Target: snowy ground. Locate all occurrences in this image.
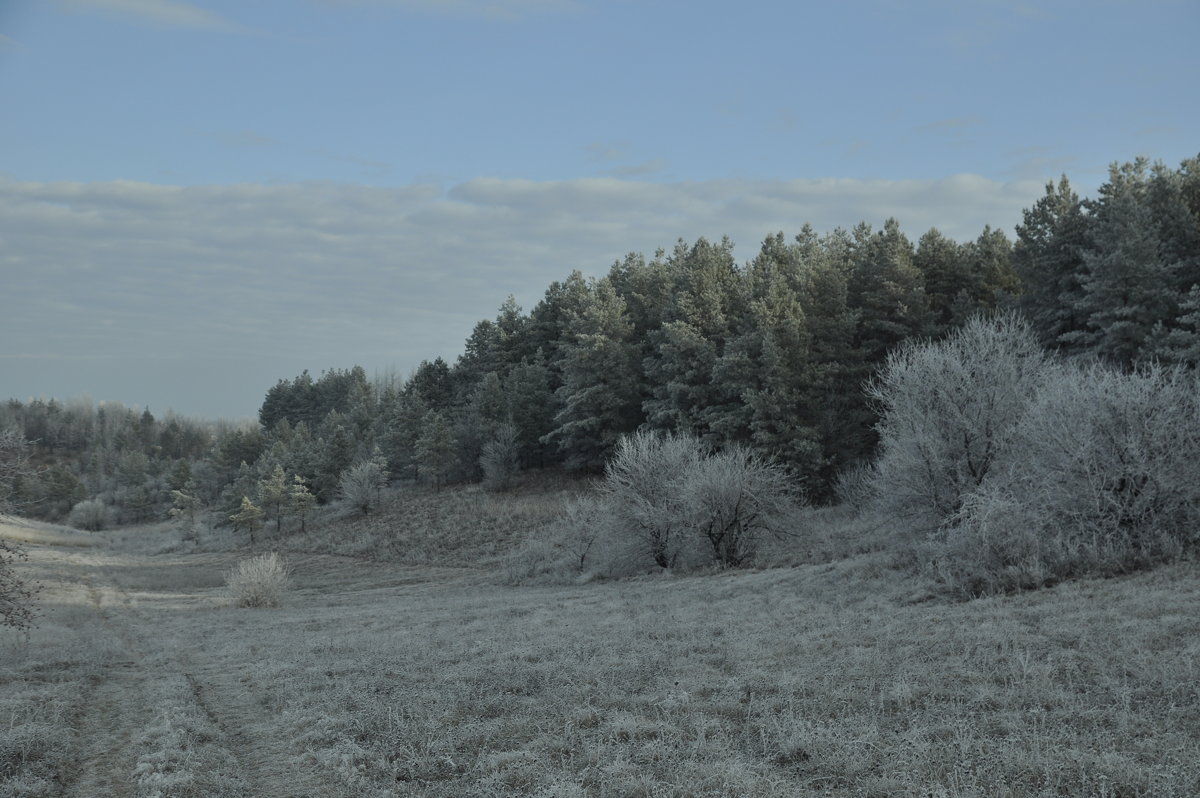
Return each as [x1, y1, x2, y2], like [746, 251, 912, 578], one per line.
[2, 515, 1199, 797]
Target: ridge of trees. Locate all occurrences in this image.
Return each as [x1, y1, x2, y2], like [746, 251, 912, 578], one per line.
[1, 152, 1196, 533]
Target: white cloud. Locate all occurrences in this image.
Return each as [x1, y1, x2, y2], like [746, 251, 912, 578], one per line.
[0, 173, 1043, 417]
[60, 0, 246, 32]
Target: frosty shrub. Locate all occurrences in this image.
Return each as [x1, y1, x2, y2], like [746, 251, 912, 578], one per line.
[338, 460, 387, 515]
[597, 430, 799, 571]
[832, 460, 879, 512]
[501, 496, 609, 584]
[867, 313, 1049, 531]
[480, 423, 521, 492]
[681, 446, 796, 567]
[600, 430, 705, 569]
[67, 498, 112, 531]
[225, 552, 291, 608]
[934, 362, 1200, 595]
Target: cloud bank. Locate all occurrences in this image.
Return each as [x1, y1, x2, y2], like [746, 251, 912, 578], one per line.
[0, 173, 1043, 418]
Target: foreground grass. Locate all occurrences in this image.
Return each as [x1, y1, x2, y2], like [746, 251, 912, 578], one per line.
[181, 554, 1199, 797]
[3, 508, 1198, 797]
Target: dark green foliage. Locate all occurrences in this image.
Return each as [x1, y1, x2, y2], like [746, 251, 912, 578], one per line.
[258, 366, 370, 430]
[506, 356, 557, 468]
[416, 410, 456, 489]
[1013, 176, 1091, 351]
[1015, 155, 1200, 367]
[848, 218, 931, 363]
[543, 278, 644, 471]
[1068, 159, 1177, 367]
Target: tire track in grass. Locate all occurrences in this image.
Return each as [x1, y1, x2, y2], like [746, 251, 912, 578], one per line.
[64, 574, 162, 798]
[57, 544, 329, 797]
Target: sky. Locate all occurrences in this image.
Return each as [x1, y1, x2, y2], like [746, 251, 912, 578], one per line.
[1, 0, 1197, 420]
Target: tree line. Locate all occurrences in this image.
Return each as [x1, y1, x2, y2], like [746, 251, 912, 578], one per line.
[2, 153, 1197, 533]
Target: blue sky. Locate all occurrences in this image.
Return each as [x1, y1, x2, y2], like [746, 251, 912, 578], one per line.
[1, 0, 1197, 419]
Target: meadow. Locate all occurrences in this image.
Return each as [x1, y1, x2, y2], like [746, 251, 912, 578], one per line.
[1, 491, 1198, 798]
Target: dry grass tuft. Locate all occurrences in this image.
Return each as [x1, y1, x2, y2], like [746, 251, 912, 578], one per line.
[225, 552, 291, 608]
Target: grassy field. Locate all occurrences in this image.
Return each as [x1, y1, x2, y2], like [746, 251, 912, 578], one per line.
[1, 494, 1198, 797]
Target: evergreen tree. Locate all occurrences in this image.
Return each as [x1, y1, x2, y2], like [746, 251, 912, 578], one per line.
[380, 392, 427, 480]
[494, 294, 531, 368]
[258, 464, 291, 533]
[545, 278, 644, 470]
[526, 270, 593, 385]
[229, 496, 264, 543]
[407, 358, 454, 410]
[1071, 159, 1177, 367]
[1013, 176, 1090, 350]
[416, 410, 456, 490]
[455, 319, 502, 394]
[642, 321, 720, 437]
[1150, 284, 1200, 366]
[797, 235, 866, 498]
[914, 227, 967, 335]
[169, 482, 201, 530]
[312, 420, 355, 502]
[506, 355, 557, 467]
[848, 218, 930, 363]
[289, 475, 316, 534]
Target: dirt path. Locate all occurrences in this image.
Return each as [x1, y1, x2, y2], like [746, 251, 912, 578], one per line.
[64, 573, 161, 798]
[6, 523, 383, 798]
[0, 516, 485, 797]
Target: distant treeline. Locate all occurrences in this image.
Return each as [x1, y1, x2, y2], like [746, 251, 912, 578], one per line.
[2, 154, 1197, 527]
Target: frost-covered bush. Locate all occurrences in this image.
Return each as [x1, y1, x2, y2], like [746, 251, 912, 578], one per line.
[501, 496, 610, 585]
[867, 312, 1050, 531]
[934, 362, 1200, 595]
[600, 430, 706, 569]
[338, 460, 387, 515]
[67, 498, 112, 531]
[480, 423, 521, 492]
[832, 460, 879, 513]
[590, 430, 798, 572]
[225, 552, 291, 608]
[681, 446, 795, 567]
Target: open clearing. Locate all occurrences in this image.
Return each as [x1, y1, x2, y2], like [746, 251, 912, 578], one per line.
[2, 516, 1199, 797]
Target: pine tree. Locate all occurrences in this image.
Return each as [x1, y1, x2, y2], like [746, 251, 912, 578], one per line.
[257, 464, 290, 533]
[169, 481, 201, 528]
[229, 496, 264, 543]
[642, 321, 720, 437]
[1071, 159, 1176, 368]
[416, 410, 456, 490]
[544, 278, 643, 470]
[289, 475, 316, 534]
[1013, 176, 1090, 350]
[914, 227, 968, 335]
[848, 218, 930, 363]
[506, 355, 556, 468]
